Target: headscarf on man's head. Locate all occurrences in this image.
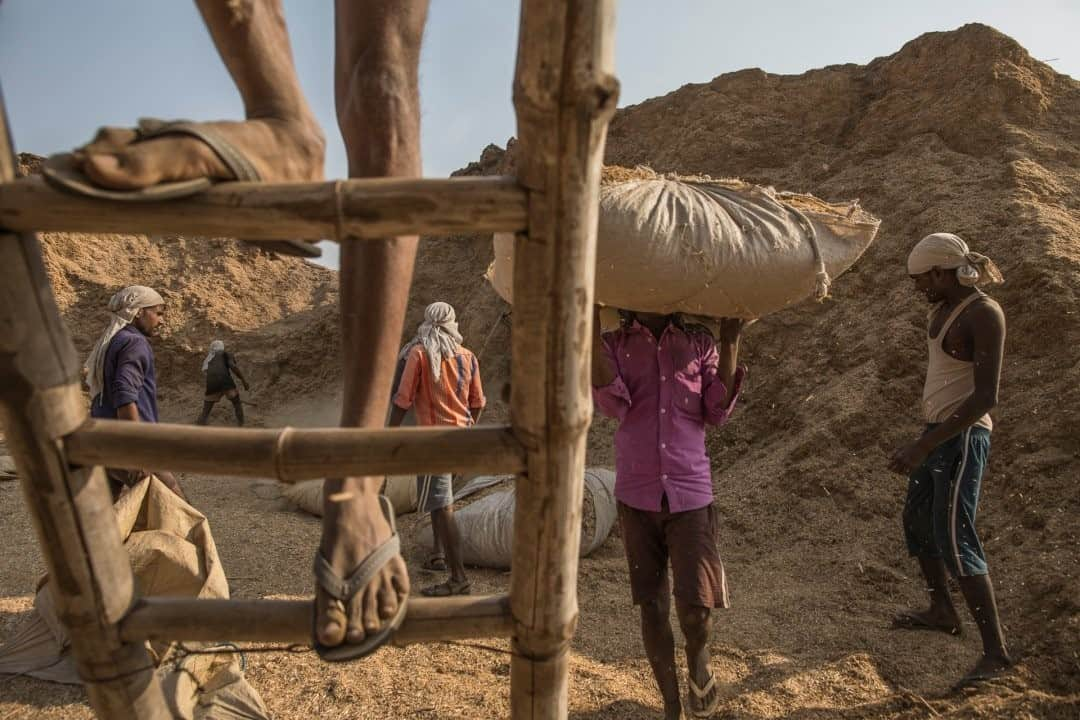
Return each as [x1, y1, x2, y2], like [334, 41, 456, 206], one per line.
[202, 340, 226, 372]
[84, 285, 165, 403]
[398, 301, 463, 381]
[907, 233, 1004, 287]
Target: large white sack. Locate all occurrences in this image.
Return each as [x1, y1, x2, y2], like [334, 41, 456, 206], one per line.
[422, 468, 617, 570]
[281, 475, 418, 518]
[488, 175, 879, 319]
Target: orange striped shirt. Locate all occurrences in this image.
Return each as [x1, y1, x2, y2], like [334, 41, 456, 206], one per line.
[393, 345, 486, 427]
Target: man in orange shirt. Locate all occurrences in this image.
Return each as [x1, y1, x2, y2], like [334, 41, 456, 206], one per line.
[390, 302, 485, 596]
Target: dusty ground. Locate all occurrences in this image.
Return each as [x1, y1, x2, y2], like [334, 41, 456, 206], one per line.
[4, 466, 1075, 719]
[2, 22, 1080, 720]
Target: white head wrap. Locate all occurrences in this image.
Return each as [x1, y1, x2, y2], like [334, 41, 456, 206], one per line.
[202, 340, 226, 372]
[907, 233, 1003, 287]
[398, 301, 463, 381]
[84, 285, 165, 403]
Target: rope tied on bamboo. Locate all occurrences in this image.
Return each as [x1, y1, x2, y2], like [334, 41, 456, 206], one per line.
[274, 426, 294, 483]
[333, 179, 346, 243]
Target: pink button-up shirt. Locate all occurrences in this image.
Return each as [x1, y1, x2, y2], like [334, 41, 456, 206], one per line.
[593, 320, 745, 513]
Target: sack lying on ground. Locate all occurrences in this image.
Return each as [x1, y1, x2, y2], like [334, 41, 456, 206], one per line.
[488, 167, 880, 319]
[0, 476, 269, 720]
[282, 475, 418, 517]
[420, 468, 617, 570]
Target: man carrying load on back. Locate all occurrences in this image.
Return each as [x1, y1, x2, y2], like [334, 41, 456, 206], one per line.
[389, 301, 485, 597]
[196, 339, 251, 426]
[592, 307, 746, 720]
[889, 232, 1013, 687]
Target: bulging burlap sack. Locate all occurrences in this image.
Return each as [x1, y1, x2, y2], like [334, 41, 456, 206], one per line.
[489, 172, 879, 319]
[0, 477, 269, 719]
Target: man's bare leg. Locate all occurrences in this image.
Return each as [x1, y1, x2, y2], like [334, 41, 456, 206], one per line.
[894, 555, 963, 635]
[957, 574, 1012, 683]
[640, 598, 682, 720]
[423, 506, 468, 592]
[74, 0, 324, 189]
[677, 601, 718, 716]
[314, 0, 427, 648]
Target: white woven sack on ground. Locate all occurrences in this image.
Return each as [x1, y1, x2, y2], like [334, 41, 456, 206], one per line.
[424, 468, 617, 569]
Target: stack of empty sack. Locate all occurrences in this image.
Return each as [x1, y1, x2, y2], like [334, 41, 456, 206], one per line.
[488, 166, 881, 319]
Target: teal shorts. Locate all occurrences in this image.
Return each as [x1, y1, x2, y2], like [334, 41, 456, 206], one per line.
[903, 425, 991, 577]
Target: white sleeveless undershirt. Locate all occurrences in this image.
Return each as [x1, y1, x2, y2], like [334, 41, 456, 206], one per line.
[923, 292, 993, 431]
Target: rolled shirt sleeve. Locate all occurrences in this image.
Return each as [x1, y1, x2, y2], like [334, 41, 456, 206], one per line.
[111, 344, 149, 409]
[703, 365, 746, 426]
[592, 332, 632, 421]
[698, 335, 746, 426]
[468, 354, 486, 409]
[393, 347, 422, 410]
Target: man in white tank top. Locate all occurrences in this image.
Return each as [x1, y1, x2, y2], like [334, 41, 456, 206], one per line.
[888, 233, 1013, 687]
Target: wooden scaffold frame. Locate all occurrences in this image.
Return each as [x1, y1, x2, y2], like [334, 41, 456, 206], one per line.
[0, 2, 618, 718]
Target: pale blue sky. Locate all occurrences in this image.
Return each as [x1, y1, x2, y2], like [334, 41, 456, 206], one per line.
[3, 1, 1078, 268]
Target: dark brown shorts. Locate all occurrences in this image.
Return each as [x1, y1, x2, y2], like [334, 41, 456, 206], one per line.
[617, 500, 729, 609]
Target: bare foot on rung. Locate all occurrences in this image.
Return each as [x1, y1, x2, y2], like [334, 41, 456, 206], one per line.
[72, 116, 325, 190]
[314, 478, 410, 660]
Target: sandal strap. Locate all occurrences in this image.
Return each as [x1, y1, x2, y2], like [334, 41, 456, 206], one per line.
[689, 672, 716, 698]
[313, 495, 399, 602]
[135, 117, 261, 182]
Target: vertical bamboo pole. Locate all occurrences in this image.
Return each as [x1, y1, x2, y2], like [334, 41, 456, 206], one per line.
[0, 86, 168, 719]
[509, 3, 618, 718]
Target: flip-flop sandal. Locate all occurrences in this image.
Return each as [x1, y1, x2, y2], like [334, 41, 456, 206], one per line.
[421, 554, 448, 572]
[686, 672, 720, 718]
[952, 665, 1010, 690]
[42, 118, 320, 259]
[420, 579, 471, 597]
[312, 495, 408, 662]
[891, 611, 962, 636]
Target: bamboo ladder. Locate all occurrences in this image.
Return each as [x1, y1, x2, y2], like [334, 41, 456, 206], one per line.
[0, 2, 617, 719]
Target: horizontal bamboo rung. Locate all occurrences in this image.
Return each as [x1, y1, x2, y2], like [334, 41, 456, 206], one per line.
[119, 594, 512, 646]
[64, 420, 526, 481]
[0, 175, 527, 240]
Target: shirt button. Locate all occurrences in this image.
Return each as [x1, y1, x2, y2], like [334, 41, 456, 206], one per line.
[660, 375, 666, 381]
[661, 443, 667, 449]
[660, 408, 666, 414]
[661, 474, 668, 480]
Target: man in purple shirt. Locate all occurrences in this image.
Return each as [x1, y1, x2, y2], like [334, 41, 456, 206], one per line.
[593, 307, 745, 720]
[85, 285, 185, 500]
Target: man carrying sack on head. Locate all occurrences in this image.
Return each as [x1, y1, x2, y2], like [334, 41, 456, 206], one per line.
[592, 306, 746, 720]
[889, 232, 1013, 688]
[85, 284, 186, 500]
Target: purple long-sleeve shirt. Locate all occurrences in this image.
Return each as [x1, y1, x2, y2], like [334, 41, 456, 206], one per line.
[90, 325, 159, 423]
[593, 320, 745, 513]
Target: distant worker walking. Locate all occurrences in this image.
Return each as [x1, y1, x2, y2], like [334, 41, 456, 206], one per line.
[196, 339, 250, 426]
[85, 284, 186, 500]
[890, 232, 1013, 687]
[389, 302, 485, 597]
